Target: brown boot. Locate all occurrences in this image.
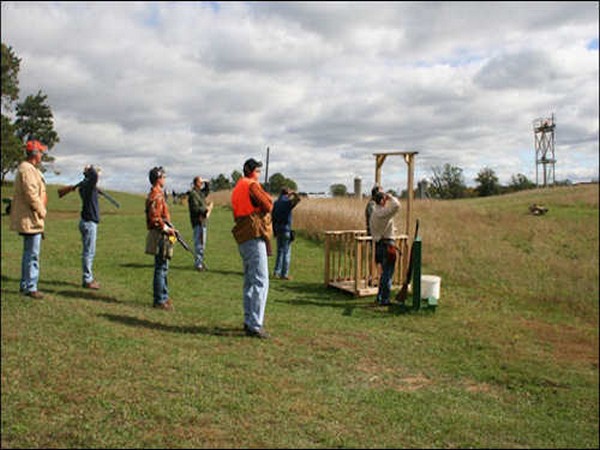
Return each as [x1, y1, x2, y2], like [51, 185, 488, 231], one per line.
[153, 299, 174, 311]
[83, 280, 101, 290]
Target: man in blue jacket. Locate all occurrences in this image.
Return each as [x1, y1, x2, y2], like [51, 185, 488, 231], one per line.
[78, 165, 102, 289]
[272, 187, 301, 280]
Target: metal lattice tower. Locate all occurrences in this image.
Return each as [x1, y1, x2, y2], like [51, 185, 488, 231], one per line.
[533, 114, 556, 187]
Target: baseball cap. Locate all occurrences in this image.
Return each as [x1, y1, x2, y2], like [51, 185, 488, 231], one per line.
[25, 139, 48, 153]
[243, 158, 263, 176]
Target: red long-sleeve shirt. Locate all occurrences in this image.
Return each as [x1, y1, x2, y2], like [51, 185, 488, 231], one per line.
[146, 185, 171, 231]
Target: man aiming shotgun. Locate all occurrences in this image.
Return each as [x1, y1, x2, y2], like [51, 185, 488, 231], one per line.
[58, 170, 120, 209]
[57, 165, 111, 289]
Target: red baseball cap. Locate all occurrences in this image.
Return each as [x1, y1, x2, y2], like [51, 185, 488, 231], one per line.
[25, 139, 48, 153]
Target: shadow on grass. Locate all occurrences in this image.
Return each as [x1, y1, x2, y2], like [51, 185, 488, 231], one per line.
[1, 274, 81, 289]
[55, 289, 121, 304]
[99, 313, 247, 338]
[273, 280, 435, 317]
[201, 268, 244, 277]
[120, 262, 154, 269]
[1, 275, 121, 304]
[273, 281, 368, 316]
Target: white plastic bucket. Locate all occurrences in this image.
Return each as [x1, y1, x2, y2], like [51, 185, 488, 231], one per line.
[421, 275, 441, 305]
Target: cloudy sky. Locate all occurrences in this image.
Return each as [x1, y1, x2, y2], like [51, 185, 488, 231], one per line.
[2, 1, 598, 194]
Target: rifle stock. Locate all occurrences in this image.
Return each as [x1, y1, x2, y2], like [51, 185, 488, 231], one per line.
[58, 182, 120, 208]
[57, 184, 79, 198]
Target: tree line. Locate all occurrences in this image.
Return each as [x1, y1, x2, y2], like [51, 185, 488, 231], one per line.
[2, 42, 60, 185]
[330, 164, 550, 199]
[209, 170, 297, 194]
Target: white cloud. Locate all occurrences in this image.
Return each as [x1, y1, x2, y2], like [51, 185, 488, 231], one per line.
[1, 1, 598, 194]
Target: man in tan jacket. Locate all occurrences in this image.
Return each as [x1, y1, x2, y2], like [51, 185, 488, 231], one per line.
[369, 191, 401, 306]
[10, 139, 48, 299]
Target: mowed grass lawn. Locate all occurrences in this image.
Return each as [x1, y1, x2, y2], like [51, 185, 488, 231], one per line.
[1, 183, 598, 448]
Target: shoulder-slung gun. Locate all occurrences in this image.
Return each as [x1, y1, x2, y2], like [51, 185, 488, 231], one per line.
[58, 182, 120, 208]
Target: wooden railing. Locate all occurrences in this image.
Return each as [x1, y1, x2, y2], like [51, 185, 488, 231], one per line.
[324, 230, 409, 296]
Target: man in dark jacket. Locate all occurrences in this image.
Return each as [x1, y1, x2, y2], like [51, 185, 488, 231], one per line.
[78, 165, 101, 289]
[272, 187, 301, 280]
[188, 176, 212, 271]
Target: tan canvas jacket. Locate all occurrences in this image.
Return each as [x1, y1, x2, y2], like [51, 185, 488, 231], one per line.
[10, 161, 47, 234]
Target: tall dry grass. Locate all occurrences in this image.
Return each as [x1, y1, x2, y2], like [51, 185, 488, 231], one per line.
[293, 184, 599, 320]
[293, 196, 405, 239]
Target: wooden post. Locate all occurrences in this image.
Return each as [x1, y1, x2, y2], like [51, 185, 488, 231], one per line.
[354, 238, 361, 294]
[324, 233, 331, 286]
[403, 153, 415, 238]
[375, 154, 387, 185]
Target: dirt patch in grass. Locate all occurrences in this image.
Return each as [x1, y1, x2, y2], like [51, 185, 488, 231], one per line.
[47, 211, 79, 220]
[354, 357, 432, 392]
[520, 318, 599, 368]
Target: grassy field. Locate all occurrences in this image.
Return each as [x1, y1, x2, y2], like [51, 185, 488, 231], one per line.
[1, 183, 598, 448]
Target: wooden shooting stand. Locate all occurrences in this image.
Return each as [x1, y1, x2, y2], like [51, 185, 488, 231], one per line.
[324, 152, 418, 296]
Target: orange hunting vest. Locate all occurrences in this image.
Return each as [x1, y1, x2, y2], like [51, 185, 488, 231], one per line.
[231, 177, 260, 219]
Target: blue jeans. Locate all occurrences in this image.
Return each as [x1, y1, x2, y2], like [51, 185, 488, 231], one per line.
[238, 238, 269, 332]
[153, 254, 169, 305]
[376, 240, 395, 304]
[79, 220, 97, 284]
[193, 223, 207, 269]
[274, 232, 292, 277]
[20, 233, 42, 293]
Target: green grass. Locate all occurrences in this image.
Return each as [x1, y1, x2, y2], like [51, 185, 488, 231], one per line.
[2, 184, 598, 448]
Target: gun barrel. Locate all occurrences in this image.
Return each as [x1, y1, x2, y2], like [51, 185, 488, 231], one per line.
[176, 233, 192, 252]
[98, 190, 120, 208]
[164, 221, 192, 252]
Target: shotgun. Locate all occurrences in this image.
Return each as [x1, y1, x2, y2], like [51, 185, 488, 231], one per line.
[98, 189, 120, 208]
[58, 181, 120, 208]
[164, 220, 192, 253]
[395, 219, 420, 303]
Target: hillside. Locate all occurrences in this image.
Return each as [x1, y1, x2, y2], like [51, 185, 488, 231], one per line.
[1, 183, 598, 448]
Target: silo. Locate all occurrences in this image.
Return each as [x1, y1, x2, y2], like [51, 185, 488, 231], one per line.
[354, 176, 362, 198]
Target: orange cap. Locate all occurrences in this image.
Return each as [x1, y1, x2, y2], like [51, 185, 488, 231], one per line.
[25, 140, 48, 152]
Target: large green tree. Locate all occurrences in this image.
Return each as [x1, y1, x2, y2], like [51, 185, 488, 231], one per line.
[508, 173, 536, 192]
[330, 183, 347, 197]
[1, 43, 22, 184]
[210, 173, 231, 191]
[475, 167, 501, 197]
[1, 115, 22, 183]
[428, 164, 467, 199]
[231, 170, 242, 186]
[15, 90, 59, 147]
[12, 91, 59, 170]
[267, 172, 297, 194]
[1, 43, 20, 111]
[1, 43, 59, 183]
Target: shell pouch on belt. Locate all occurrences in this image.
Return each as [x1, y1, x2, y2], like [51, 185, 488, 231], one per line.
[146, 229, 174, 259]
[232, 213, 264, 244]
[158, 234, 175, 260]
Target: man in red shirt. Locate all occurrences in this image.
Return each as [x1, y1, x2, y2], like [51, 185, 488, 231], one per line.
[145, 166, 177, 311]
[231, 158, 273, 338]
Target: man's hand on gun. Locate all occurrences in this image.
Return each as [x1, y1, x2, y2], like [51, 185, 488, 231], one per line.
[57, 184, 78, 198]
[164, 221, 192, 253]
